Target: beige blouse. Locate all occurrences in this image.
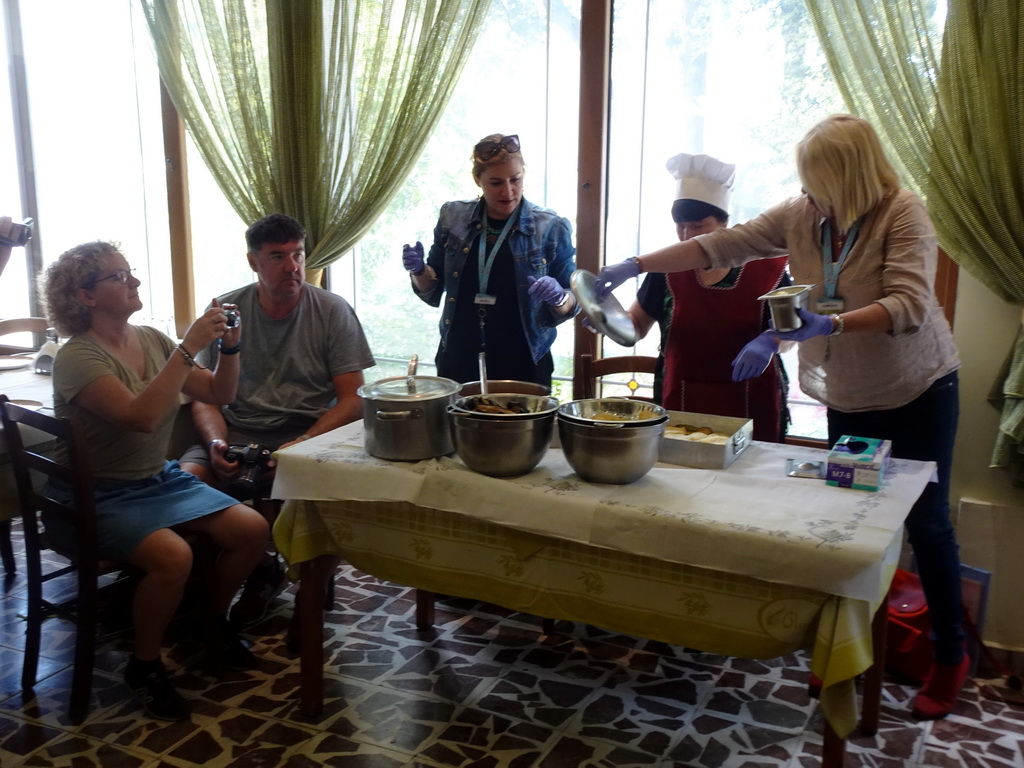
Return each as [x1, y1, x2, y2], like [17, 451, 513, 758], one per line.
[697, 189, 960, 412]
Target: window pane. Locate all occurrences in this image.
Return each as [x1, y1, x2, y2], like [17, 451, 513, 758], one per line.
[606, 0, 845, 434]
[0, 7, 30, 321]
[185, 133, 249, 315]
[16, 0, 172, 334]
[342, 0, 581, 400]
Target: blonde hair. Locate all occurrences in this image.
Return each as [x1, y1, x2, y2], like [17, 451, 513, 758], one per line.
[42, 241, 121, 337]
[471, 133, 525, 183]
[796, 114, 900, 232]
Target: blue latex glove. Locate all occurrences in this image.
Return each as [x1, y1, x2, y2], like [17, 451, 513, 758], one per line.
[527, 275, 568, 306]
[731, 332, 780, 382]
[594, 258, 640, 302]
[402, 241, 425, 274]
[774, 307, 835, 341]
[581, 315, 597, 334]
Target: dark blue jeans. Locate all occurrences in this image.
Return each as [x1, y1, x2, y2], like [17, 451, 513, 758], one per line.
[827, 370, 964, 665]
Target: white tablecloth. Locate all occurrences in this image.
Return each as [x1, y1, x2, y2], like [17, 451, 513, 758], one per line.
[272, 421, 934, 601]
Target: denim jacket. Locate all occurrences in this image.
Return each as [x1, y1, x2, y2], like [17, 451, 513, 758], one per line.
[413, 197, 577, 363]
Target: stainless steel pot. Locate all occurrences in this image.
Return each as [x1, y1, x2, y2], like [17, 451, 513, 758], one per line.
[758, 284, 815, 333]
[357, 357, 461, 461]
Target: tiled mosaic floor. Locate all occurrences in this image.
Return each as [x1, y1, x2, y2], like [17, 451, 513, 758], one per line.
[1, 523, 1023, 767]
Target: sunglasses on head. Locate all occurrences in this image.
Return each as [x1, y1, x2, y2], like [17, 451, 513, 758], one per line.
[474, 134, 520, 162]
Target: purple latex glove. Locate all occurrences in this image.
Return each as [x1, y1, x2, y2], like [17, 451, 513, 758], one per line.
[774, 307, 835, 341]
[594, 258, 640, 302]
[527, 275, 567, 306]
[731, 332, 780, 382]
[402, 241, 425, 274]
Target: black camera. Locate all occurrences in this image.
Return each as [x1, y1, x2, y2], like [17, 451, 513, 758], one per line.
[0, 217, 33, 247]
[224, 442, 273, 500]
[224, 306, 240, 328]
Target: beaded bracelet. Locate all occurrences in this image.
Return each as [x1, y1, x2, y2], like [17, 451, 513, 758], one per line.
[177, 344, 197, 369]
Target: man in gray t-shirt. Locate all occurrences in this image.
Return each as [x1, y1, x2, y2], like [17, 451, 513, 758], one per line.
[180, 213, 374, 628]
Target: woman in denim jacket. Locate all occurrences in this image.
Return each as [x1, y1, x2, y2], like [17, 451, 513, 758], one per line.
[403, 134, 577, 387]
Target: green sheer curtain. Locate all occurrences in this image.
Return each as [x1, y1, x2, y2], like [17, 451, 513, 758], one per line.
[140, 0, 490, 278]
[806, 0, 1024, 481]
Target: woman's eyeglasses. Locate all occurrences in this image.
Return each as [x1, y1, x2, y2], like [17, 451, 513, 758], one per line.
[474, 134, 520, 162]
[85, 268, 134, 288]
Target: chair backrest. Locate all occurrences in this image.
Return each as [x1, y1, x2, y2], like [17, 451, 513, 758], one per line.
[0, 317, 48, 355]
[0, 395, 99, 572]
[577, 353, 659, 400]
[0, 318, 48, 337]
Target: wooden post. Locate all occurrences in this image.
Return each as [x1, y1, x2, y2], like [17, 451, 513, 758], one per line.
[574, 0, 612, 399]
[161, 80, 195, 339]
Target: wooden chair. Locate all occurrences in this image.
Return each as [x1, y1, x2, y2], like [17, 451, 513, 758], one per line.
[576, 353, 659, 400]
[0, 395, 219, 722]
[0, 317, 48, 355]
[1, 394, 114, 723]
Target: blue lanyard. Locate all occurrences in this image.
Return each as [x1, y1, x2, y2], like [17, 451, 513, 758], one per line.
[821, 217, 862, 299]
[478, 208, 518, 296]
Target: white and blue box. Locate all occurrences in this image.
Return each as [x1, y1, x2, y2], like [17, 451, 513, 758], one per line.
[826, 435, 892, 491]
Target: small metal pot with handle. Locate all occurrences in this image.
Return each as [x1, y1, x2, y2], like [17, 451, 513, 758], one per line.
[357, 356, 461, 461]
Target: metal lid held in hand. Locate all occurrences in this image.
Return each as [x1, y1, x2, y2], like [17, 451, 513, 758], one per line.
[570, 269, 639, 347]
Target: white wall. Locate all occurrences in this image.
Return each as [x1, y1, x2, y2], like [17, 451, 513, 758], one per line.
[951, 269, 1024, 650]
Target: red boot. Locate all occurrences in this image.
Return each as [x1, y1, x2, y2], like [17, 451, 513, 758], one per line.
[912, 654, 970, 719]
[808, 672, 822, 699]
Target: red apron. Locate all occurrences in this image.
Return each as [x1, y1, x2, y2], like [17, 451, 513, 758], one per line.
[663, 259, 787, 442]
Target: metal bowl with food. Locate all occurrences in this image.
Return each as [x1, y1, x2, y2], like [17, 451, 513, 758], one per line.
[459, 380, 550, 397]
[452, 393, 560, 420]
[449, 405, 555, 477]
[557, 416, 665, 484]
[570, 269, 638, 347]
[558, 398, 668, 427]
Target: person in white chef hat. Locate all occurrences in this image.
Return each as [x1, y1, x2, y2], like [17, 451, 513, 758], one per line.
[617, 152, 791, 442]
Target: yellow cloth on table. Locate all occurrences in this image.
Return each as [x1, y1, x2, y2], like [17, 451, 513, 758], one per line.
[275, 497, 883, 738]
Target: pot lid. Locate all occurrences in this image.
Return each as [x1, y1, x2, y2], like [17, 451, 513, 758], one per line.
[359, 375, 461, 401]
[571, 269, 638, 347]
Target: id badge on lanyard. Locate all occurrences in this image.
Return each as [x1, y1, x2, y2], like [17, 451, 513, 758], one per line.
[476, 209, 518, 306]
[818, 217, 862, 314]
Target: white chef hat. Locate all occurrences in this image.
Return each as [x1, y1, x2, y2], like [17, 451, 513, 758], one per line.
[665, 153, 736, 216]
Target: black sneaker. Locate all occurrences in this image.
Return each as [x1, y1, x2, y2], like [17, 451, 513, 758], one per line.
[229, 558, 287, 626]
[124, 658, 191, 722]
[221, 621, 257, 671]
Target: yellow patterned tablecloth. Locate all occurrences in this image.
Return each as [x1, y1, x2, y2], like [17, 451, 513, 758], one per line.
[272, 422, 935, 737]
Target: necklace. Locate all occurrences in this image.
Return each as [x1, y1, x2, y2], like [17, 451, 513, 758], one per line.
[485, 223, 504, 243]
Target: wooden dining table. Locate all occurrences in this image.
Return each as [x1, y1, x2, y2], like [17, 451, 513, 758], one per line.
[271, 420, 935, 766]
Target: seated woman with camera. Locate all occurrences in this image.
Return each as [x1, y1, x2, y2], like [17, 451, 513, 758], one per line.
[42, 241, 269, 722]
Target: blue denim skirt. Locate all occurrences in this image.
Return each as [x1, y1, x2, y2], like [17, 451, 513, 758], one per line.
[43, 460, 239, 562]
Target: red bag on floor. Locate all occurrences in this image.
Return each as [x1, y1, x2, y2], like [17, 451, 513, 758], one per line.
[886, 568, 933, 684]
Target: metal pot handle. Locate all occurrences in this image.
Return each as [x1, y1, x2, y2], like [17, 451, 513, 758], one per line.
[406, 354, 418, 394]
[376, 408, 421, 421]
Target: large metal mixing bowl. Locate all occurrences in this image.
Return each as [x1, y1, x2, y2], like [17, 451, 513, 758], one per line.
[452, 393, 560, 419]
[448, 406, 555, 477]
[558, 415, 666, 484]
[558, 398, 667, 426]
[459, 380, 550, 397]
